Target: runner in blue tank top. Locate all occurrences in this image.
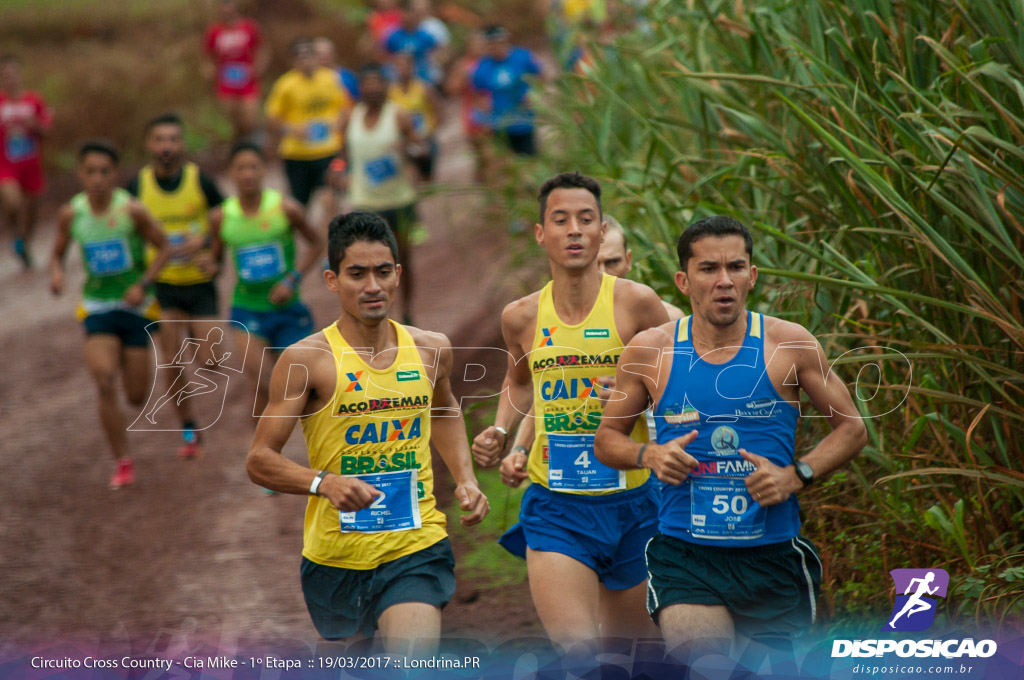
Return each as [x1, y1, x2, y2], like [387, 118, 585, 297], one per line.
[595, 216, 867, 661]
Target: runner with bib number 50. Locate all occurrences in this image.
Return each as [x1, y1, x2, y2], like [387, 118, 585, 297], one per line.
[246, 211, 488, 654]
[594, 215, 867, 662]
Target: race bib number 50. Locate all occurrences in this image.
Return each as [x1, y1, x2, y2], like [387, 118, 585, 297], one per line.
[339, 469, 422, 533]
[690, 477, 766, 539]
[547, 433, 625, 491]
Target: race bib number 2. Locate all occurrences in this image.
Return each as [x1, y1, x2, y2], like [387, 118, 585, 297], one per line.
[339, 469, 422, 533]
[690, 477, 766, 539]
[547, 433, 625, 491]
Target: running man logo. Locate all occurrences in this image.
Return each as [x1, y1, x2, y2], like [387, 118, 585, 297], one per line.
[345, 371, 364, 392]
[884, 568, 949, 632]
[538, 327, 557, 348]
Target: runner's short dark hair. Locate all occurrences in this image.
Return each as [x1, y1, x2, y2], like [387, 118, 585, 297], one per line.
[78, 139, 120, 165]
[328, 212, 400, 272]
[229, 141, 264, 161]
[291, 36, 314, 56]
[677, 216, 754, 271]
[146, 112, 184, 132]
[537, 171, 602, 224]
[358, 62, 389, 81]
[483, 25, 510, 41]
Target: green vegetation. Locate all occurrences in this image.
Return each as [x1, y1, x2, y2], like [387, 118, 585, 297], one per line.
[532, 0, 1024, 629]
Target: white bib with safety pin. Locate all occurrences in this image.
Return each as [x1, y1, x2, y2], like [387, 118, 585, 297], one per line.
[339, 469, 422, 533]
[689, 476, 766, 540]
[547, 433, 625, 491]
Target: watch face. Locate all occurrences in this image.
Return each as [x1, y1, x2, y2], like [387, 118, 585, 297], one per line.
[796, 461, 813, 484]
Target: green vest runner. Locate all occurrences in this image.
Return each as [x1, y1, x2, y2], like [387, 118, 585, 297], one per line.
[220, 189, 297, 312]
[70, 188, 148, 312]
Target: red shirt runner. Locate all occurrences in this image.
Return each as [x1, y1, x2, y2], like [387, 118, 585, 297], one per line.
[204, 19, 263, 98]
[0, 91, 52, 194]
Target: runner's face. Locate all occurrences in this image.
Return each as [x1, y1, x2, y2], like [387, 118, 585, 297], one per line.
[0, 62, 22, 91]
[326, 240, 401, 322]
[361, 74, 387, 107]
[229, 150, 264, 195]
[294, 46, 317, 75]
[146, 124, 184, 170]
[678, 235, 757, 328]
[77, 153, 118, 197]
[597, 229, 631, 277]
[536, 187, 605, 271]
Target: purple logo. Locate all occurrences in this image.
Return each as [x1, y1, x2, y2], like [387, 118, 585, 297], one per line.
[883, 568, 949, 632]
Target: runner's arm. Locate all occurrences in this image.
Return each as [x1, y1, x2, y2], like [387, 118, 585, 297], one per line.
[283, 196, 324, 279]
[741, 326, 868, 505]
[596, 331, 699, 484]
[130, 201, 171, 284]
[206, 206, 225, 262]
[246, 345, 381, 509]
[48, 205, 74, 295]
[397, 109, 425, 146]
[429, 340, 489, 525]
[472, 300, 535, 465]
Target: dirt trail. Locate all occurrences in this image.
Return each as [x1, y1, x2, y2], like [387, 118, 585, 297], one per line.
[0, 103, 541, 653]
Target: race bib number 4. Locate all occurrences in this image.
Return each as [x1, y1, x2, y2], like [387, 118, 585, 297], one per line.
[547, 433, 625, 491]
[689, 477, 766, 539]
[339, 469, 422, 533]
[236, 242, 284, 282]
[83, 238, 132, 276]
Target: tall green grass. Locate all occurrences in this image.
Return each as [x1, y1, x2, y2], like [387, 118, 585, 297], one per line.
[533, 0, 1024, 628]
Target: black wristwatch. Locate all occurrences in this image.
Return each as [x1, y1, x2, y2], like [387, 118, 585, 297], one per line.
[794, 460, 815, 487]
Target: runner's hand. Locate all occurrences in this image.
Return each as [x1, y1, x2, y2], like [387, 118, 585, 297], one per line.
[50, 269, 65, 296]
[741, 449, 801, 507]
[472, 425, 507, 467]
[194, 252, 219, 278]
[268, 281, 294, 305]
[455, 482, 489, 526]
[645, 429, 699, 485]
[595, 376, 615, 406]
[319, 474, 382, 512]
[123, 283, 146, 306]
[500, 451, 529, 488]
[176, 234, 207, 258]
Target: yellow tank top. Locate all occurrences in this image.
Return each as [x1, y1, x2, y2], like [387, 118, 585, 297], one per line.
[528, 273, 649, 494]
[138, 162, 212, 285]
[300, 321, 447, 569]
[388, 79, 436, 135]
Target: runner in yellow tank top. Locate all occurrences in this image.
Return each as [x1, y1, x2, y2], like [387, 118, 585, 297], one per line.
[246, 212, 488, 654]
[472, 172, 668, 650]
[129, 113, 226, 459]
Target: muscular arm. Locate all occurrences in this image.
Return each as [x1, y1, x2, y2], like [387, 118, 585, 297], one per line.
[427, 339, 489, 525]
[596, 328, 699, 484]
[742, 323, 868, 504]
[472, 299, 536, 465]
[246, 344, 381, 509]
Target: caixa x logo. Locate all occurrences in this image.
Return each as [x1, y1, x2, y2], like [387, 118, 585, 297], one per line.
[885, 568, 949, 632]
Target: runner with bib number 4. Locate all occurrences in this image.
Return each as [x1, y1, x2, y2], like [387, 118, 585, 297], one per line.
[246, 212, 488, 655]
[594, 216, 867, 663]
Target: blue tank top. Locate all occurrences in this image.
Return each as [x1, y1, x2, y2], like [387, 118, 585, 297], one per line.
[654, 311, 801, 547]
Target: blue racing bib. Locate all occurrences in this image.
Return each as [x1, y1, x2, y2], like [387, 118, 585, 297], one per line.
[339, 469, 422, 533]
[547, 433, 625, 491]
[221, 62, 251, 87]
[5, 134, 36, 161]
[236, 242, 284, 282]
[84, 238, 132, 276]
[307, 120, 330, 143]
[364, 156, 399, 186]
[689, 476, 766, 540]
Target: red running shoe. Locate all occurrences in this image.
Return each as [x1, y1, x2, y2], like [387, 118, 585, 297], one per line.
[109, 457, 135, 489]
